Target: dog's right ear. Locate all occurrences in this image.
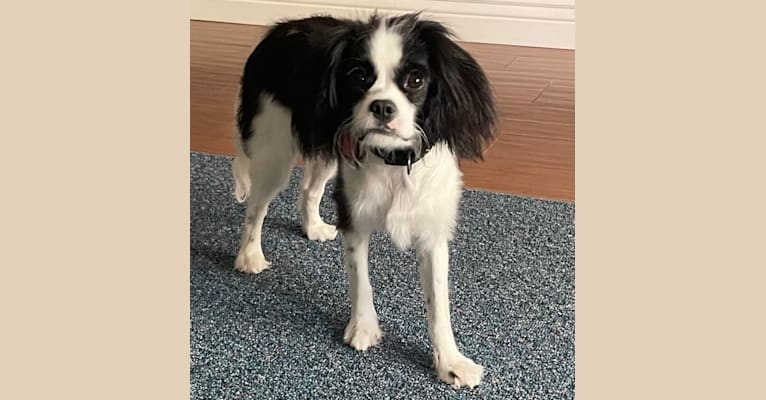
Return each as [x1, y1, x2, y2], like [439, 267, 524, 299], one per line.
[318, 26, 353, 110]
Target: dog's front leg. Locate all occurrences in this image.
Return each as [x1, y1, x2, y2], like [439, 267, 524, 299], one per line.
[417, 241, 484, 389]
[342, 229, 382, 351]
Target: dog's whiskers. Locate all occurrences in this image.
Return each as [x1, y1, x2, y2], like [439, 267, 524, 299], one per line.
[414, 122, 430, 154]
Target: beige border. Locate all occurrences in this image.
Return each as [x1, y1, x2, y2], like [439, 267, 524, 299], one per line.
[1, 1, 189, 399]
[4, 0, 766, 399]
[576, 1, 766, 399]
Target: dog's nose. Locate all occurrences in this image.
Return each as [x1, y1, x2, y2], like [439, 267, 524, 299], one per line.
[369, 100, 397, 123]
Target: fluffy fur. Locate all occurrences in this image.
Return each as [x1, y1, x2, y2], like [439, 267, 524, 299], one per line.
[231, 13, 497, 389]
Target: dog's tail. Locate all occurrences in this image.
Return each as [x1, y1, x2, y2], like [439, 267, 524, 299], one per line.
[232, 139, 251, 203]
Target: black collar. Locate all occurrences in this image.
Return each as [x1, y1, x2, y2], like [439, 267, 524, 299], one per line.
[369, 145, 431, 175]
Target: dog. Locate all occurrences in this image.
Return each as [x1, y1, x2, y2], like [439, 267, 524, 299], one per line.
[231, 12, 496, 389]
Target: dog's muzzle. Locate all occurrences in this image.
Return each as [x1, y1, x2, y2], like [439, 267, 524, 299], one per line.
[338, 129, 431, 174]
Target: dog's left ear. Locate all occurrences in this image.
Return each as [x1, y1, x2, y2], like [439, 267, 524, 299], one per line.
[418, 21, 498, 160]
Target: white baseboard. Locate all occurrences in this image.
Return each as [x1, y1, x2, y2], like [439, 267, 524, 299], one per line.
[190, 0, 575, 49]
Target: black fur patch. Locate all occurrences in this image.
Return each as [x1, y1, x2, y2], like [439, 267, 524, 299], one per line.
[332, 171, 352, 232]
[409, 21, 497, 160]
[236, 16, 376, 161]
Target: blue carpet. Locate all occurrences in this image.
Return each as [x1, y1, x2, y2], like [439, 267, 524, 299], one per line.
[190, 151, 575, 399]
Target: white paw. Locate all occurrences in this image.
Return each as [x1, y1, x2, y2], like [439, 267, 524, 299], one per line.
[435, 354, 485, 389]
[343, 317, 382, 351]
[304, 222, 338, 242]
[234, 253, 271, 274]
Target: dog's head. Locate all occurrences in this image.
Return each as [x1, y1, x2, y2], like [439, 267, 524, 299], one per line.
[321, 13, 497, 163]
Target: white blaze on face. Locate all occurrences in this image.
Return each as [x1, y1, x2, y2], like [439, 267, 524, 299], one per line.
[355, 21, 418, 148]
[368, 22, 403, 87]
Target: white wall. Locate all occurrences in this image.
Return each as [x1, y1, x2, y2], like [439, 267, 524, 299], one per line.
[190, 0, 575, 49]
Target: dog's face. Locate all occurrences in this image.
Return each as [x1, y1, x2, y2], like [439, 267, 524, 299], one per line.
[338, 23, 430, 151]
[326, 14, 496, 161]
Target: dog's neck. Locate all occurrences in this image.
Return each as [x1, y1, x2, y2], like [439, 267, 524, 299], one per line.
[368, 145, 432, 175]
[338, 129, 433, 175]
[345, 142, 452, 187]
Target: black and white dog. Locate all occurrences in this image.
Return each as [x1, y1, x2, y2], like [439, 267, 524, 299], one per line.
[231, 13, 496, 388]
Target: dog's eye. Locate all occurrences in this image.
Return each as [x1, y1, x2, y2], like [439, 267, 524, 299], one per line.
[405, 71, 425, 90]
[347, 67, 368, 83]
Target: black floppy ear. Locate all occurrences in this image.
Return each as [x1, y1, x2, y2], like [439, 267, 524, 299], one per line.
[317, 26, 352, 110]
[418, 22, 497, 160]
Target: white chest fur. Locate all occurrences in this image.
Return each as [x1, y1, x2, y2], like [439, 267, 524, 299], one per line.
[340, 143, 463, 250]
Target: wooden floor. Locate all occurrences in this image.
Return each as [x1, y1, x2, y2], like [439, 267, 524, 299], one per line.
[191, 20, 574, 201]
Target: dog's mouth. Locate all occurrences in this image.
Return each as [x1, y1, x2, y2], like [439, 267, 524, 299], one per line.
[337, 126, 395, 161]
[338, 125, 421, 166]
[365, 125, 395, 135]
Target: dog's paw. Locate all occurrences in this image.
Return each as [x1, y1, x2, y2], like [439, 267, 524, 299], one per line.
[305, 222, 338, 242]
[234, 253, 271, 274]
[343, 317, 382, 351]
[435, 354, 484, 389]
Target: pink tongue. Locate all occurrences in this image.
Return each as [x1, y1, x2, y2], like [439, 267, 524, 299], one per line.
[340, 131, 359, 159]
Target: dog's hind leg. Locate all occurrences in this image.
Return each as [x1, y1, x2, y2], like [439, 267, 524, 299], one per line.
[233, 95, 299, 274]
[298, 158, 338, 242]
